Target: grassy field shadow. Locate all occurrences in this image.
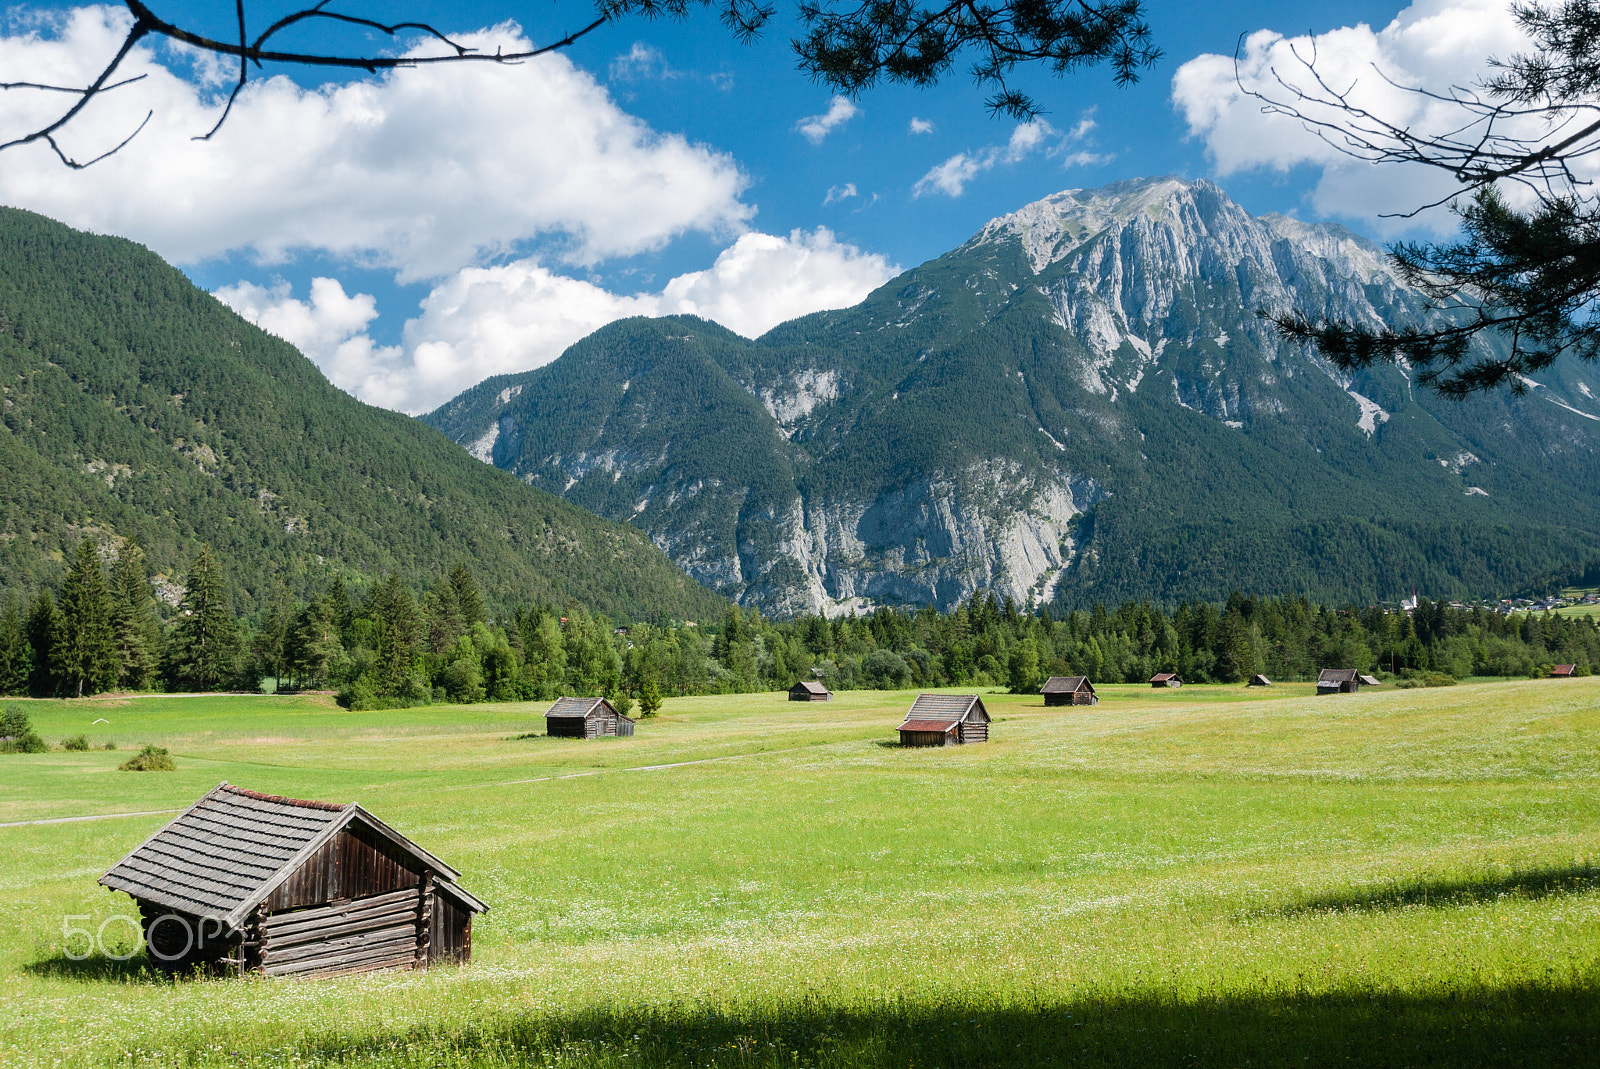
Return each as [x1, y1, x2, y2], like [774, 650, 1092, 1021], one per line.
[22, 953, 168, 984]
[1274, 863, 1600, 916]
[271, 982, 1600, 1068]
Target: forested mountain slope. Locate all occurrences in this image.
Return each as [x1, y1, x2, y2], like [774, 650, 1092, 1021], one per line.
[429, 177, 1600, 615]
[0, 207, 725, 621]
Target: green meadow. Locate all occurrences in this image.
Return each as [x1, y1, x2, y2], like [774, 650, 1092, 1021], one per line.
[2, 680, 1597, 1067]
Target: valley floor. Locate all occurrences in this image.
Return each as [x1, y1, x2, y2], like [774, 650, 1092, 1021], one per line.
[2, 681, 1597, 1067]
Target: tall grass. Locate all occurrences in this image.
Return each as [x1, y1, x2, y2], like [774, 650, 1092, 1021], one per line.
[2, 680, 1597, 1066]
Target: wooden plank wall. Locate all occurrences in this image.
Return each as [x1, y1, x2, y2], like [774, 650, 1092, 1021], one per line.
[265, 828, 421, 913]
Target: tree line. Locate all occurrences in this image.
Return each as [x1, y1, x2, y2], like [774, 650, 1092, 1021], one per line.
[3, 542, 1596, 704]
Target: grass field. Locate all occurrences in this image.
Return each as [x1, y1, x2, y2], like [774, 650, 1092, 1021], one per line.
[2, 680, 1598, 1067]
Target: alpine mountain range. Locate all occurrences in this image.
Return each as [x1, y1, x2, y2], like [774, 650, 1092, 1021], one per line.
[423, 175, 1600, 616]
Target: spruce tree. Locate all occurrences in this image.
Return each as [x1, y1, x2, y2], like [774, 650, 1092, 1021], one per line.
[368, 573, 420, 697]
[0, 598, 30, 697]
[54, 540, 119, 698]
[25, 590, 61, 697]
[109, 544, 161, 691]
[168, 546, 241, 692]
[448, 565, 485, 628]
[289, 596, 343, 687]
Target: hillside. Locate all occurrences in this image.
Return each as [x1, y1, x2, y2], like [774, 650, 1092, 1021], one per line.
[427, 177, 1600, 614]
[0, 206, 726, 621]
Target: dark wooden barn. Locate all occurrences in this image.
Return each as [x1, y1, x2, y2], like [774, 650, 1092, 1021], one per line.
[789, 680, 833, 701]
[1317, 668, 1361, 694]
[1247, 674, 1272, 687]
[1150, 672, 1183, 688]
[1552, 664, 1577, 678]
[897, 693, 990, 746]
[545, 696, 636, 738]
[1041, 676, 1097, 706]
[99, 782, 486, 978]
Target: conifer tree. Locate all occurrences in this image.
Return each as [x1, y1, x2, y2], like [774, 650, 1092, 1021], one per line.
[55, 540, 119, 698]
[109, 544, 161, 691]
[369, 573, 420, 697]
[288, 596, 343, 688]
[168, 545, 242, 692]
[251, 581, 294, 688]
[25, 590, 61, 697]
[448, 565, 485, 628]
[0, 598, 30, 697]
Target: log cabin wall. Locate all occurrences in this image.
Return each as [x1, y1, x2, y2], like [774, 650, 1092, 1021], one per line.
[430, 895, 473, 964]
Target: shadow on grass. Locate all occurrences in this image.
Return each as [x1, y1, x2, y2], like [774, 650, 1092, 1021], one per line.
[22, 952, 168, 983]
[254, 980, 1600, 1068]
[1274, 863, 1600, 916]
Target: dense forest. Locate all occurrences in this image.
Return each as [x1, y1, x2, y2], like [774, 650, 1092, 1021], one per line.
[3, 541, 1594, 708]
[0, 206, 725, 623]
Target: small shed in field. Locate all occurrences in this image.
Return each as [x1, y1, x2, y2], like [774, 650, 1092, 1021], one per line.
[1359, 674, 1383, 687]
[1247, 674, 1272, 687]
[789, 680, 833, 701]
[546, 696, 635, 738]
[99, 782, 485, 978]
[1041, 676, 1097, 706]
[898, 693, 990, 746]
[1317, 668, 1361, 694]
[1552, 664, 1577, 677]
[1150, 672, 1183, 688]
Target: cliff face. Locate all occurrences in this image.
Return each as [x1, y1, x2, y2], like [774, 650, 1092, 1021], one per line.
[427, 177, 1600, 614]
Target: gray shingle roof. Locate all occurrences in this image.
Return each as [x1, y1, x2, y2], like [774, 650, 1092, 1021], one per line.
[899, 693, 989, 729]
[547, 696, 612, 718]
[792, 681, 830, 694]
[1041, 676, 1091, 693]
[99, 783, 485, 930]
[1318, 668, 1360, 684]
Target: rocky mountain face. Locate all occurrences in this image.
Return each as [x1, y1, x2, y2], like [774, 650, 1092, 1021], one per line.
[425, 177, 1600, 614]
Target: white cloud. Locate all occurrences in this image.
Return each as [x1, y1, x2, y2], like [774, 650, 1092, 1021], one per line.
[824, 183, 858, 205]
[797, 97, 858, 144]
[908, 117, 935, 135]
[218, 229, 898, 413]
[609, 42, 679, 81]
[913, 120, 1059, 197]
[1172, 0, 1536, 232]
[0, 7, 751, 278]
[656, 228, 895, 337]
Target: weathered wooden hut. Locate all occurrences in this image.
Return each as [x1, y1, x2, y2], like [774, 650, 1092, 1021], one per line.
[789, 680, 833, 701]
[1247, 674, 1272, 687]
[897, 693, 990, 746]
[1552, 664, 1577, 678]
[1317, 668, 1361, 694]
[1150, 672, 1183, 688]
[545, 696, 636, 738]
[1041, 676, 1097, 706]
[1358, 674, 1383, 687]
[99, 782, 486, 978]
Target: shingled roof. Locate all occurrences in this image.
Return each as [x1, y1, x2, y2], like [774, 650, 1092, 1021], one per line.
[546, 696, 619, 719]
[1318, 668, 1360, 685]
[898, 693, 989, 731]
[99, 783, 485, 931]
[792, 680, 830, 695]
[1041, 676, 1092, 694]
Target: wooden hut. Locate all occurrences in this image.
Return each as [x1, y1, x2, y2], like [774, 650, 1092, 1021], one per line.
[788, 680, 833, 701]
[99, 782, 486, 978]
[1150, 672, 1183, 688]
[545, 696, 636, 738]
[1317, 668, 1361, 694]
[1041, 676, 1097, 706]
[1552, 664, 1577, 678]
[1358, 674, 1383, 687]
[897, 693, 990, 746]
[1247, 674, 1272, 687]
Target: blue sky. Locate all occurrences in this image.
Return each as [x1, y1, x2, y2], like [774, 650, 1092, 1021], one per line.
[0, 1, 1515, 410]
